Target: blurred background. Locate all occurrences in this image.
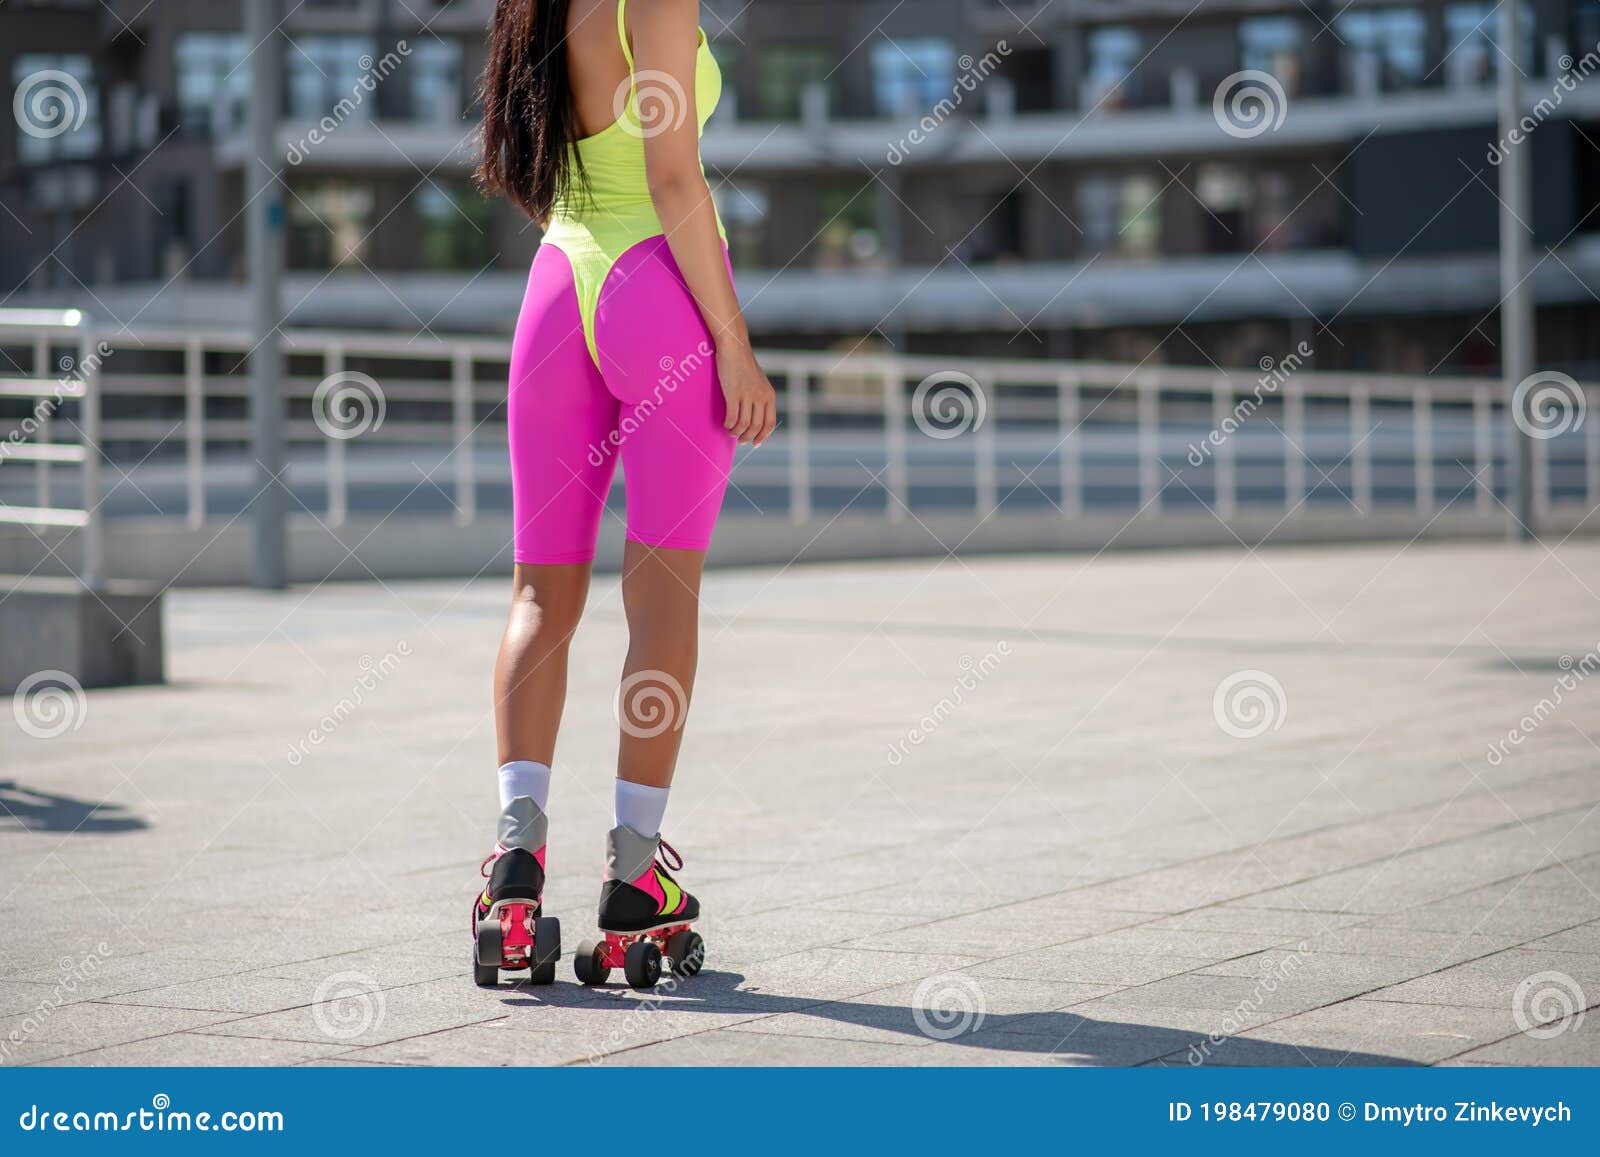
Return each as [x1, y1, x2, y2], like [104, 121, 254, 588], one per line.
[0, 0, 1597, 591]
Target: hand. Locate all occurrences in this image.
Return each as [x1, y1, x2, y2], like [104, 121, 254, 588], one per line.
[717, 345, 777, 447]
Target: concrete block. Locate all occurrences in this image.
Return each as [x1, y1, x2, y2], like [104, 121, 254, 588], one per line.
[0, 576, 164, 692]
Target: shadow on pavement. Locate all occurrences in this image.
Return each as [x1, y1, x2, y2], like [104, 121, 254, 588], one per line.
[551, 967, 1415, 1066]
[0, 781, 148, 835]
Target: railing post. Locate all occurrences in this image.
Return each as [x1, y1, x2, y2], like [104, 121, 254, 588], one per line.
[1058, 371, 1081, 517]
[326, 346, 347, 527]
[77, 323, 103, 591]
[884, 361, 907, 522]
[1284, 386, 1306, 510]
[1414, 387, 1433, 515]
[452, 346, 475, 526]
[787, 363, 811, 523]
[186, 338, 206, 529]
[1352, 386, 1373, 512]
[1138, 379, 1161, 513]
[1473, 385, 1494, 513]
[974, 370, 997, 517]
[16, 332, 1566, 573]
[1533, 422, 1550, 519]
[1214, 380, 1237, 519]
[1588, 387, 1599, 510]
[34, 333, 51, 508]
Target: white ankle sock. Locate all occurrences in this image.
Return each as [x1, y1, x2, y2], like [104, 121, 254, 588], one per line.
[498, 761, 551, 812]
[614, 779, 669, 838]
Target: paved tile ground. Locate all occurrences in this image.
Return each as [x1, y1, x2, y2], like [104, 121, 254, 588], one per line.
[3, 539, 1599, 1067]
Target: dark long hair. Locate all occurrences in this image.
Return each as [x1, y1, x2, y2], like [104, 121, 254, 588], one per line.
[476, 0, 585, 221]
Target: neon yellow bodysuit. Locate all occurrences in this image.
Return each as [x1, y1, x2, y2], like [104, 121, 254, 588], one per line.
[540, 0, 726, 368]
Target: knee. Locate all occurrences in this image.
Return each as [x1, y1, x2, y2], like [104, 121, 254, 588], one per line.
[626, 607, 699, 657]
[510, 585, 584, 649]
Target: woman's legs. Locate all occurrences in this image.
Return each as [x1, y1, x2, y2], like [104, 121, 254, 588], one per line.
[593, 234, 735, 813]
[494, 562, 593, 768]
[493, 239, 615, 826]
[615, 542, 706, 789]
[587, 541, 708, 942]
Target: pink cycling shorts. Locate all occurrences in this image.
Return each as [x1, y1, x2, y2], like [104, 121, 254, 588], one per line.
[507, 235, 735, 565]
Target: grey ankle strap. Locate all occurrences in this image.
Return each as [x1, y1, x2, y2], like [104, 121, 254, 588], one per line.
[607, 824, 659, 881]
[499, 796, 548, 852]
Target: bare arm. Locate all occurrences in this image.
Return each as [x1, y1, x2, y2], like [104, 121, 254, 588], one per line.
[630, 0, 775, 446]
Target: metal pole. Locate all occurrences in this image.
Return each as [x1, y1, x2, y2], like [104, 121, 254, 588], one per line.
[1499, 0, 1536, 541]
[78, 323, 104, 592]
[247, 0, 288, 587]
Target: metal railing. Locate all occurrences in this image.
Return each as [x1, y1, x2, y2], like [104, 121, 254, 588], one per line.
[3, 321, 1598, 556]
[0, 310, 104, 588]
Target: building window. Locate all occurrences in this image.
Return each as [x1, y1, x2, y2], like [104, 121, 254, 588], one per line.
[756, 45, 831, 120]
[1443, 2, 1536, 87]
[814, 182, 881, 269]
[1579, 0, 1600, 57]
[1337, 7, 1427, 92]
[287, 182, 374, 270]
[1239, 16, 1304, 95]
[287, 36, 379, 121]
[962, 187, 1025, 264]
[871, 38, 957, 117]
[1079, 173, 1161, 258]
[416, 182, 494, 270]
[175, 34, 251, 137]
[12, 54, 100, 163]
[409, 40, 463, 124]
[1084, 26, 1141, 110]
[1194, 165, 1249, 253]
[998, 46, 1057, 113]
[713, 181, 769, 267]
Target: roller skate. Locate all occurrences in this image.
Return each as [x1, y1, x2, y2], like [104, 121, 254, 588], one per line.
[471, 797, 560, 987]
[574, 825, 704, 989]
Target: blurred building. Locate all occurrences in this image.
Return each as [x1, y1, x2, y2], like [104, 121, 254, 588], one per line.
[3, 0, 1600, 374]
